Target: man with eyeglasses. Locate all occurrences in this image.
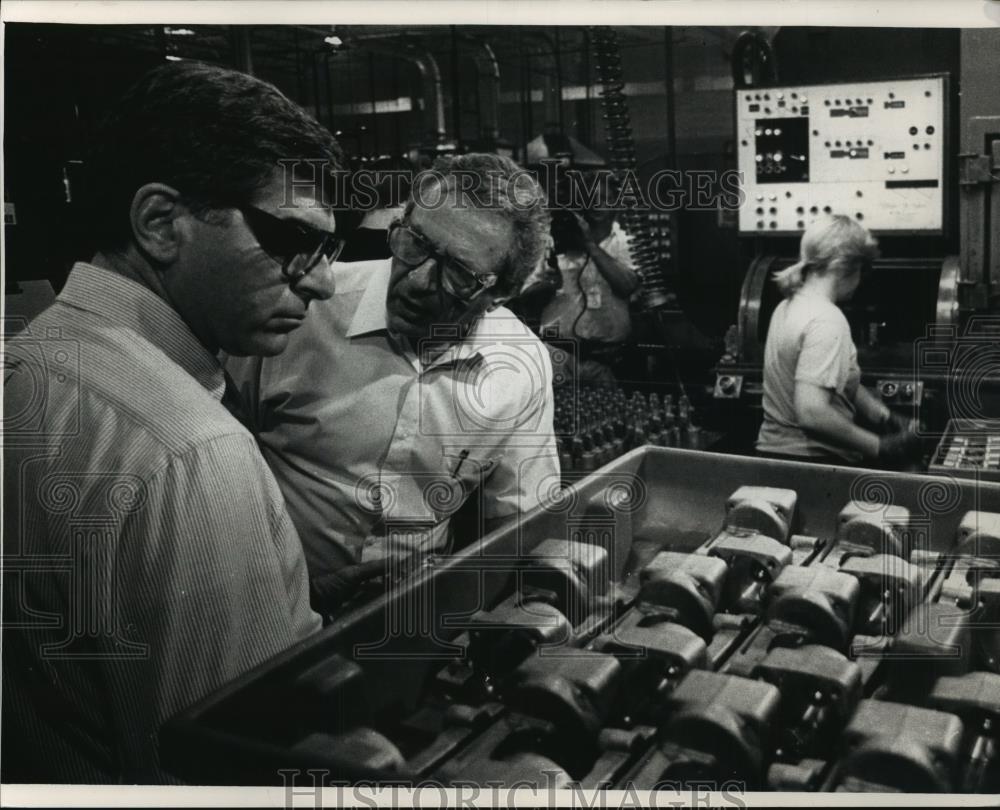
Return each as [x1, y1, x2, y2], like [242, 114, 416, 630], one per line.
[228, 154, 560, 604]
[3, 62, 342, 783]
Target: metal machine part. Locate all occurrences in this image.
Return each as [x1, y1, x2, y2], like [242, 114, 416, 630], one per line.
[591, 608, 710, 680]
[765, 565, 860, 652]
[638, 551, 727, 641]
[954, 510, 1000, 559]
[521, 538, 609, 623]
[889, 599, 974, 687]
[724, 485, 797, 543]
[464, 595, 574, 679]
[706, 528, 793, 613]
[752, 644, 862, 759]
[834, 501, 912, 560]
[838, 553, 924, 635]
[838, 700, 964, 792]
[924, 510, 1000, 673]
[433, 713, 577, 787]
[161, 448, 1000, 791]
[660, 669, 782, 788]
[927, 672, 1000, 792]
[505, 651, 623, 744]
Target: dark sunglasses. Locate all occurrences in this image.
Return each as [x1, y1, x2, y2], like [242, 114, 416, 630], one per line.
[239, 204, 345, 280]
[387, 221, 498, 302]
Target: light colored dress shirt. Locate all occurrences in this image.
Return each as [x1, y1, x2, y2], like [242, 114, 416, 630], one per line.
[227, 260, 560, 578]
[756, 290, 862, 462]
[2, 263, 321, 783]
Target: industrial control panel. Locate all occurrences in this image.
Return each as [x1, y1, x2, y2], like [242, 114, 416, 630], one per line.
[736, 75, 947, 234]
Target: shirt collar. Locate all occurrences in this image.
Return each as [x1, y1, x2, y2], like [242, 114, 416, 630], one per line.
[58, 262, 226, 400]
[345, 260, 494, 369]
[346, 261, 393, 338]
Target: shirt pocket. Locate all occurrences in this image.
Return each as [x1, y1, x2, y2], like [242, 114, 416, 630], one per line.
[434, 450, 504, 519]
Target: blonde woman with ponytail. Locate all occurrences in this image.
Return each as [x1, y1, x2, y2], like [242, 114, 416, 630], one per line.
[756, 214, 922, 466]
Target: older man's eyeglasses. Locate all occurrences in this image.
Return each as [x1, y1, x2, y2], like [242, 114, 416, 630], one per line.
[387, 221, 499, 301]
[240, 205, 345, 280]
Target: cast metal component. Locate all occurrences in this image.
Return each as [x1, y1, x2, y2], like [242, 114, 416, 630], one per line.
[767, 758, 827, 790]
[752, 645, 862, 757]
[434, 714, 576, 788]
[836, 501, 911, 559]
[291, 728, 409, 775]
[927, 672, 1000, 792]
[954, 510, 1000, 560]
[592, 608, 709, 679]
[789, 534, 824, 566]
[765, 565, 860, 652]
[466, 595, 573, 676]
[975, 576, 1000, 672]
[839, 553, 924, 634]
[521, 538, 609, 623]
[890, 599, 973, 683]
[505, 650, 623, 742]
[724, 486, 797, 543]
[707, 528, 793, 613]
[939, 511, 1000, 614]
[579, 726, 658, 790]
[638, 551, 727, 641]
[290, 653, 370, 730]
[661, 669, 782, 788]
[839, 700, 964, 792]
[405, 703, 506, 775]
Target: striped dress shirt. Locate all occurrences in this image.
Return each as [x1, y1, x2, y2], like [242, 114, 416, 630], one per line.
[2, 263, 321, 784]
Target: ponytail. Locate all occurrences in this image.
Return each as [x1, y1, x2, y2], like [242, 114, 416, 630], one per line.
[773, 259, 808, 295]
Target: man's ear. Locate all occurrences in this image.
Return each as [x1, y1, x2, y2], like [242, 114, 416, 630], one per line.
[129, 183, 184, 264]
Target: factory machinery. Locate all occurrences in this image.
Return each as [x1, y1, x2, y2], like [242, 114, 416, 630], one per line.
[714, 74, 1000, 464]
[163, 447, 1000, 793]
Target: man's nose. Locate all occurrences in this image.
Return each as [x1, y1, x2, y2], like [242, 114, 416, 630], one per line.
[294, 258, 336, 301]
[406, 257, 439, 293]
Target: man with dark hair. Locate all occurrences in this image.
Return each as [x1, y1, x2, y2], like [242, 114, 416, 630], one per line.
[228, 154, 560, 601]
[3, 62, 344, 783]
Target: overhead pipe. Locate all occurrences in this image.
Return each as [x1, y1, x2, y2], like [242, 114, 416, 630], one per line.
[297, 26, 447, 141]
[337, 29, 447, 140]
[463, 37, 501, 141]
[519, 31, 561, 128]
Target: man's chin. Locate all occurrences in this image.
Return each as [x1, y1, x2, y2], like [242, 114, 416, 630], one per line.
[226, 332, 291, 358]
[386, 309, 428, 339]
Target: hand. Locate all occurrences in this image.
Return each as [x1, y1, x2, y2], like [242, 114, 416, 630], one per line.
[310, 560, 385, 613]
[879, 409, 916, 436]
[877, 428, 924, 464]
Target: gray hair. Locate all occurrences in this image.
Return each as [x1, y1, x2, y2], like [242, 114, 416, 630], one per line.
[773, 214, 879, 296]
[403, 153, 550, 294]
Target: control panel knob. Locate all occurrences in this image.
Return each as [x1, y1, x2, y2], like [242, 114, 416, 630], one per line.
[879, 382, 899, 400]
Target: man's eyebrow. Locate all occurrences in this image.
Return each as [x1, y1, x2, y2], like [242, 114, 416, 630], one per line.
[408, 223, 472, 268]
[280, 209, 338, 235]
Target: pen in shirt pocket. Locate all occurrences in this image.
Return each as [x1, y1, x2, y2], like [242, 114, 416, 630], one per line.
[450, 449, 470, 480]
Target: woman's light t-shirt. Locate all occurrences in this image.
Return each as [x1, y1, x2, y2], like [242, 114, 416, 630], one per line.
[756, 290, 862, 462]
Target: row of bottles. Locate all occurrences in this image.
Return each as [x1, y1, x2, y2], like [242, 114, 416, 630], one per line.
[555, 387, 703, 473]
